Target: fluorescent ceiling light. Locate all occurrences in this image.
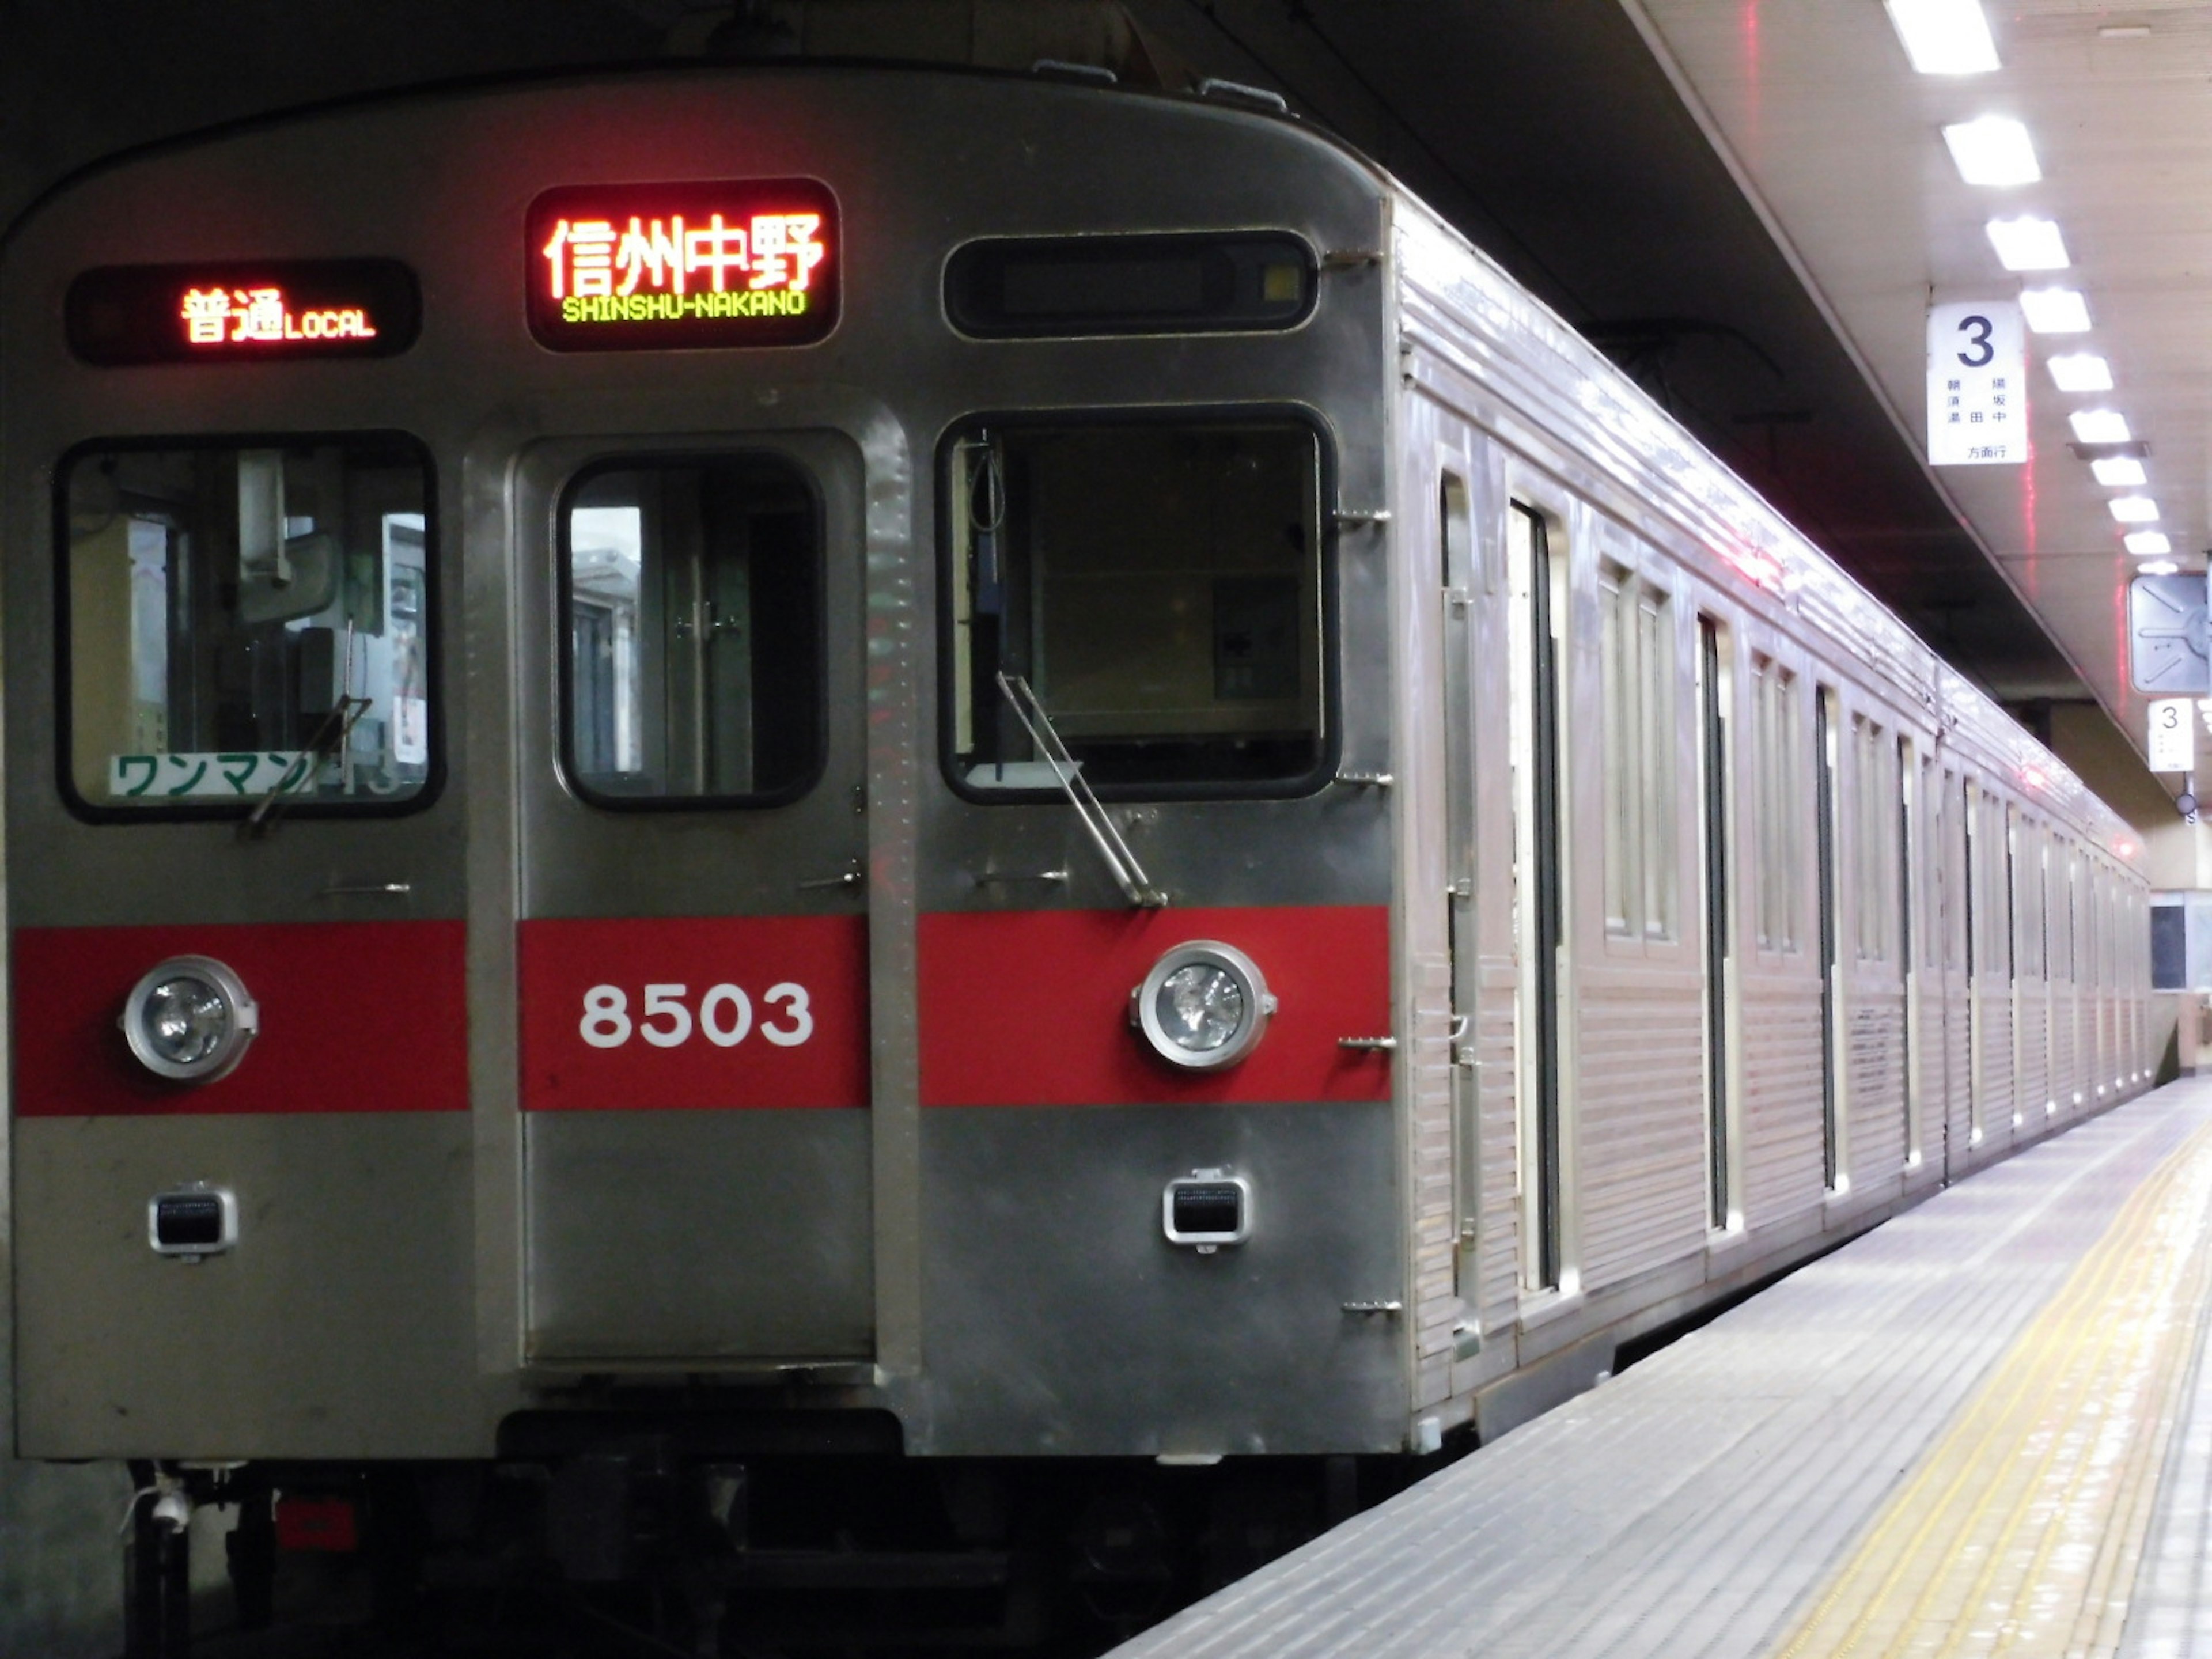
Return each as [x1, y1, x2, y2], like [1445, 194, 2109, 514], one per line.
[2021, 287, 2092, 332]
[2047, 353, 2112, 392]
[2141, 560, 2180, 575]
[1944, 116, 2040, 185]
[2111, 496, 2160, 524]
[2071, 408, 2131, 444]
[1885, 0, 2001, 73]
[2126, 531, 2172, 556]
[1987, 216, 2070, 270]
[2092, 457, 2147, 487]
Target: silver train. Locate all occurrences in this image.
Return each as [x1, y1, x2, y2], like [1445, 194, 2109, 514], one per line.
[1, 62, 2156, 1654]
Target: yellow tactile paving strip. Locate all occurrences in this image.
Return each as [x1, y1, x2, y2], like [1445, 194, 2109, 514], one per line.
[1775, 1122, 2212, 1659]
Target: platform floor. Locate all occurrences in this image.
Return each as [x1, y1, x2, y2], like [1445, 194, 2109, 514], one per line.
[1111, 1079, 2212, 1659]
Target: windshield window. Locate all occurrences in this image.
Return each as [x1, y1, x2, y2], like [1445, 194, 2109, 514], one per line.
[562, 455, 822, 805]
[947, 418, 1325, 795]
[62, 437, 432, 813]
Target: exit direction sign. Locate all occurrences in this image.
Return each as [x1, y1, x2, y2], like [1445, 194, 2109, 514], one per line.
[2130, 573, 2210, 694]
[1927, 301, 2025, 466]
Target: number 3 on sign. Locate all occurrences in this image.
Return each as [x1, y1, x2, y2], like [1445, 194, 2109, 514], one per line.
[2148, 697, 2194, 773]
[579, 982, 813, 1050]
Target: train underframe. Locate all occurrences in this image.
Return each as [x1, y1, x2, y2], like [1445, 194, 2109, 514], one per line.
[121, 1421, 1429, 1658]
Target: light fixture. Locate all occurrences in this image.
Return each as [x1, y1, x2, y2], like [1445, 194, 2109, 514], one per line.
[2125, 531, 2172, 556]
[1131, 941, 1276, 1071]
[2021, 287, 2092, 333]
[2140, 560, 2180, 575]
[2047, 353, 2112, 392]
[2110, 497, 2160, 524]
[120, 956, 260, 1083]
[2092, 457, 2147, 487]
[2070, 409, 2132, 444]
[1885, 0, 2000, 73]
[1987, 216, 2069, 270]
[1943, 116, 2040, 185]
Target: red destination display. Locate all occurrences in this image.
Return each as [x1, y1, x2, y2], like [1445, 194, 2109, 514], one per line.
[65, 260, 420, 366]
[527, 179, 840, 351]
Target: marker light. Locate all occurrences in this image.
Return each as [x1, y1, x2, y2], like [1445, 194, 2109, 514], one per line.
[2125, 531, 2172, 556]
[120, 956, 259, 1083]
[1885, 0, 2000, 73]
[2070, 408, 2132, 444]
[2020, 287, 2092, 333]
[2047, 353, 2112, 392]
[2110, 497, 2160, 524]
[1987, 217, 2070, 270]
[1131, 941, 1277, 1071]
[1943, 117, 2040, 185]
[2092, 457, 2147, 487]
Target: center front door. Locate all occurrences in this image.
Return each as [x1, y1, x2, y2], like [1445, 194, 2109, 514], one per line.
[513, 431, 874, 1367]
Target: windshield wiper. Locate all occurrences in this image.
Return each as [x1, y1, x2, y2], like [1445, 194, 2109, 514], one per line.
[995, 672, 1166, 908]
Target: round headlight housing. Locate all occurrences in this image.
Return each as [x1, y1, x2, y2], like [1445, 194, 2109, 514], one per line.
[1132, 941, 1276, 1071]
[120, 956, 259, 1084]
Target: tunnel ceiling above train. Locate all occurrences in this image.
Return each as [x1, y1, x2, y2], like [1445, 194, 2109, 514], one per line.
[0, 0, 2179, 781]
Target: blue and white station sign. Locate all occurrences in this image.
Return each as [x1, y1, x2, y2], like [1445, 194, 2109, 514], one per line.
[1927, 300, 2026, 466]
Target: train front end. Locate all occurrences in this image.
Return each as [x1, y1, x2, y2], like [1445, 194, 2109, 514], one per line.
[0, 65, 1412, 1643]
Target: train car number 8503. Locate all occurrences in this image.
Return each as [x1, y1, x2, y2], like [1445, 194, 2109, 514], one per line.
[578, 982, 814, 1050]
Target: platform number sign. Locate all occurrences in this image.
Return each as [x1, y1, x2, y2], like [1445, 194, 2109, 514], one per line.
[1927, 300, 2025, 466]
[2149, 698, 2195, 774]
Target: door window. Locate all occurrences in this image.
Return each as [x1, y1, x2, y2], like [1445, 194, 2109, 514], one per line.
[560, 455, 823, 805]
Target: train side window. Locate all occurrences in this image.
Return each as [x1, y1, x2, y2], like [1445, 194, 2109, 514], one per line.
[944, 417, 1326, 796]
[60, 435, 433, 817]
[560, 456, 822, 805]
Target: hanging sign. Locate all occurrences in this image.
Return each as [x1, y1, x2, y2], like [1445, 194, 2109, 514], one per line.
[2128, 573, 2210, 694]
[1927, 300, 2025, 465]
[2148, 697, 2195, 772]
[526, 179, 839, 351]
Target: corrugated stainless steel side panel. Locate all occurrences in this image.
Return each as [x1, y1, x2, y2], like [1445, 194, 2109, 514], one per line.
[1574, 965, 1706, 1283]
[1736, 972, 1826, 1225]
[1847, 987, 1908, 1187]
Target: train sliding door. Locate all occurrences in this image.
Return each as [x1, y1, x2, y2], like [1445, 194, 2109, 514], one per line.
[511, 433, 874, 1366]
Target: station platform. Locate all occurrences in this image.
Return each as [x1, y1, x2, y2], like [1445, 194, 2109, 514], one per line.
[1110, 1078, 2212, 1659]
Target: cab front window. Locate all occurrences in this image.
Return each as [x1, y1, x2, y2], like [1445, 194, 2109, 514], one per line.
[60, 435, 434, 815]
[945, 416, 1328, 797]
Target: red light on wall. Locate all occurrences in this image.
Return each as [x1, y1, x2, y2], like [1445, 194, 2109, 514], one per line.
[526, 179, 840, 351]
[66, 260, 419, 366]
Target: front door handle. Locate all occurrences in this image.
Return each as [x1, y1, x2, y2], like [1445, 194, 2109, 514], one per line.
[798, 861, 864, 892]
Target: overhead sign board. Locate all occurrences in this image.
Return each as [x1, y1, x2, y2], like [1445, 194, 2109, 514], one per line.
[2129, 573, 2210, 694]
[527, 179, 839, 352]
[2149, 697, 2195, 773]
[1927, 300, 2025, 466]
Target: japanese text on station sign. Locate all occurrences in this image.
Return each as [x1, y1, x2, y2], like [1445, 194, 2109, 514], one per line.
[527, 180, 839, 351]
[1927, 300, 2026, 467]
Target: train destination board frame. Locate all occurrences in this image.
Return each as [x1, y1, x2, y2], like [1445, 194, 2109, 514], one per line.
[527, 179, 839, 351]
[66, 260, 420, 366]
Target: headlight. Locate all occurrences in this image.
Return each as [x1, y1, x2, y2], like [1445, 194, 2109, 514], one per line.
[1132, 941, 1276, 1070]
[120, 956, 259, 1083]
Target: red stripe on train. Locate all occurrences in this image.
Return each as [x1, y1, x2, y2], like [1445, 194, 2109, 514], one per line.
[12, 921, 467, 1116]
[518, 914, 869, 1110]
[918, 906, 1392, 1108]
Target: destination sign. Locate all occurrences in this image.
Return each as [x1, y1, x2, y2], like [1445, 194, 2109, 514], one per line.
[526, 179, 840, 351]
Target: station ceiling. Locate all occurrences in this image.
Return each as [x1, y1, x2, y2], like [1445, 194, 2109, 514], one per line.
[0, 0, 2179, 788]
